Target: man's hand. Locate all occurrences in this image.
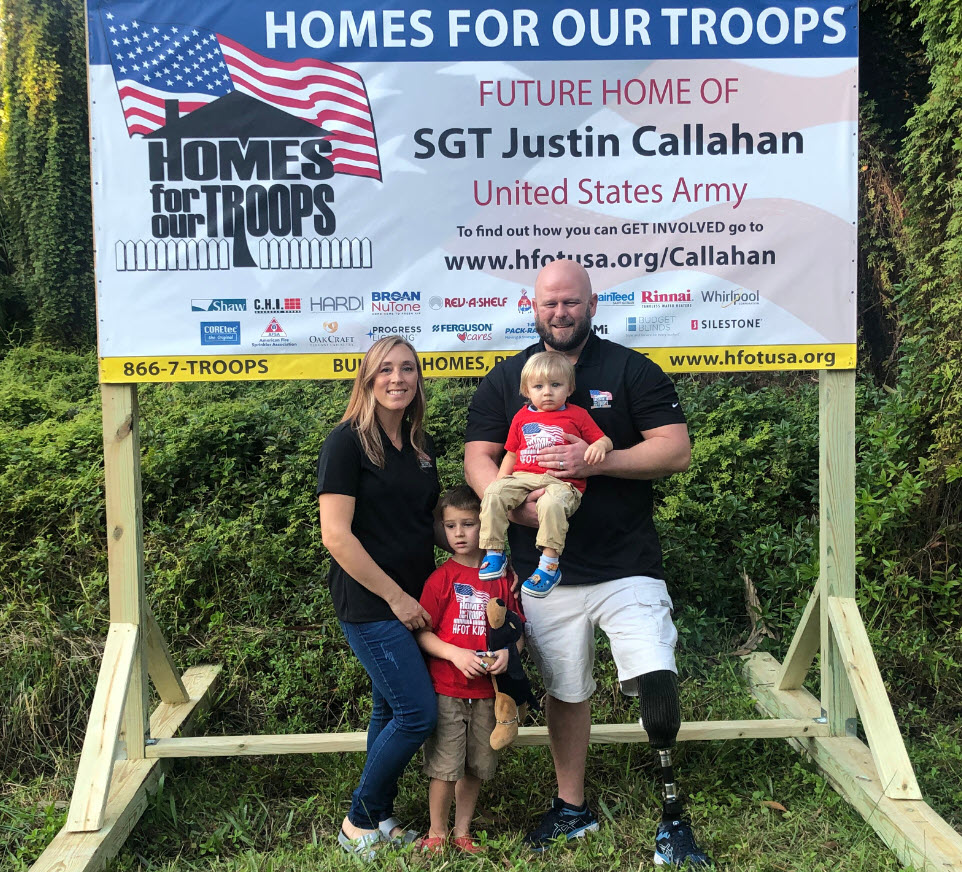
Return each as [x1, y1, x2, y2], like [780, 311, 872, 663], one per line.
[539, 433, 591, 479]
[450, 647, 489, 679]
[487, 648, 511, 675]
[507, 488, 543, 528]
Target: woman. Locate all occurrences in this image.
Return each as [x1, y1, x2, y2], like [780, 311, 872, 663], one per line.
[317, 336, 440, 858]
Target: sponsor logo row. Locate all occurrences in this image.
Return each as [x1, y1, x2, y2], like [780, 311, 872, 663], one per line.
[193, 287, 762, 316]
[201, 316, 764, 347]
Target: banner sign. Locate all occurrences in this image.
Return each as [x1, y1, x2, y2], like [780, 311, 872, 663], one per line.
[87, 1, 858, 381]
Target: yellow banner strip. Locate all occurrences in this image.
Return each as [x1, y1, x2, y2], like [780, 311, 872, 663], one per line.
[99, 344, 856, 383]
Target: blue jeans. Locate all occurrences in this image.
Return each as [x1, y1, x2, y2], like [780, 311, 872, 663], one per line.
[339, 619, 437, 829]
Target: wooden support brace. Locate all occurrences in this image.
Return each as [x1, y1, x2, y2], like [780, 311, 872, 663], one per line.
[66, 623, 139, 833]
[143, 717, 830, 758]
[827, 596, 921, 800]
[747, 652, 962, 872]
[776, 583, 820, 691]
[144, 608, 189, 704]
[31, 665, 221, 872]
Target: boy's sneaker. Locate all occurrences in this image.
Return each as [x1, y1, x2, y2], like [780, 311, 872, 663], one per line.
[521, 564, 561, 597]
[479, 551, 507, 580]
[524, 798, 598, 852]
[654, 817, 715, 867]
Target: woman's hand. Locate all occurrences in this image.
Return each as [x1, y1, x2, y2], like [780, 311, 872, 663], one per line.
[449, 647, 490, 679]
[487, 648, 511, 675]
[390, 592, 433, 631]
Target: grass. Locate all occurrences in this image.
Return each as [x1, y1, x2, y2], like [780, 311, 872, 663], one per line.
[1, 650, 920, 872]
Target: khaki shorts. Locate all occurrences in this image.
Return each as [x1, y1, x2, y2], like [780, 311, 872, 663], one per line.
[423, 694, 499, 781]
[522, 575, 678, 703]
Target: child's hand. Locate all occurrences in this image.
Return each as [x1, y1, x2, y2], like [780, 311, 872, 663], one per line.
[450, 647, 489, 679]
[487, 648, 511, 675]
[584, 443, 607, 465]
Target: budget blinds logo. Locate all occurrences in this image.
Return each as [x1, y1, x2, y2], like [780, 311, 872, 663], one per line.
[627, 315, 679, 336]
[200, 321, 241, 345]
[100, 4, 382, 271]
[192, 298, 246, 312]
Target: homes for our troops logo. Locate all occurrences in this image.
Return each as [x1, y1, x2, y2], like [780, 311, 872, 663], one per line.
[102, 1, 379, 272]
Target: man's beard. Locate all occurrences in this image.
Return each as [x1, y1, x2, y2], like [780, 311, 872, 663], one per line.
[535, 311, 592, 353]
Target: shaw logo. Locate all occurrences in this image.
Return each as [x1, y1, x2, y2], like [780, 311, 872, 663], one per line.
[310, 296, 363, 313]
[254, 298, 301, 313]
[518, 290, 532, 314]
[192, 298, 246, 312]
[200, 321, 240, 345]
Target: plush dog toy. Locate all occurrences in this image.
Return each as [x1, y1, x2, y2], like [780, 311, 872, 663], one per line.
[482, 597, 539, 750]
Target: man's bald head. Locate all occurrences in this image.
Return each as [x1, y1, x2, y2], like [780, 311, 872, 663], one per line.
[532, 258, 597, 356]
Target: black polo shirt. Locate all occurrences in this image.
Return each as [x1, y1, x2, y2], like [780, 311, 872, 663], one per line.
[465, 332, 686, 585]
[316, 421, 440, 622]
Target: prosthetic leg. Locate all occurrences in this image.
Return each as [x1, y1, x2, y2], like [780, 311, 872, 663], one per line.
[638, 670, 714, 867]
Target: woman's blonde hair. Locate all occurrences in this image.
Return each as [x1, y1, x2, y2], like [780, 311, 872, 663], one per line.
[519, 351, 575, 399]
[341, 335, 429, 468]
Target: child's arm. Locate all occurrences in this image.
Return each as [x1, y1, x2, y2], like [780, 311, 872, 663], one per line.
[584, 435, 614, 465]
[495, 450, 517, 479]
[416, 629, 489, 679]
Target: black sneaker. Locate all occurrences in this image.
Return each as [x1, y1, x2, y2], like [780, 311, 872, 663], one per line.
[654, 817, 715, 867]
[524, 798, 599, 851]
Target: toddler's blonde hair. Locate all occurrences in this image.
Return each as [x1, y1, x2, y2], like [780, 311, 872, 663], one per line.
[519, 351, 575, 399]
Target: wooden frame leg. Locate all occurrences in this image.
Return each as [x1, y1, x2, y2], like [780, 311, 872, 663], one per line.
[66, 623, 139, 833]
[827, 596, 921, 799]
[145, 609, 189, 704]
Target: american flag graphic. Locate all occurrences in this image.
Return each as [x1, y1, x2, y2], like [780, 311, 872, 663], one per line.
[100, 8, 381, 180]
[453, 582, 489, 606]
[521, 421, 565, 451]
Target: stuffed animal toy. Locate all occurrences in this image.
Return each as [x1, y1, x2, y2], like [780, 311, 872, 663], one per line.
[482, 597, 539, 750]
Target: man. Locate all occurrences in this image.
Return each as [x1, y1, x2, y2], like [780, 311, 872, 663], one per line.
[464, 258, 713, 866]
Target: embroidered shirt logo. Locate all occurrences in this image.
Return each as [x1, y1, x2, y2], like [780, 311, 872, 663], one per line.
[590, 390, 613, 409]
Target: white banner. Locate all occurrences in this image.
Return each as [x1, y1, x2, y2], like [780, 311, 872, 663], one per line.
[87, 1, 858, 380]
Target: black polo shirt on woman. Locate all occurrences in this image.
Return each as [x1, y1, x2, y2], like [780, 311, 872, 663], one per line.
[465, 332, 686, 586]
[317, 421, 440, 623]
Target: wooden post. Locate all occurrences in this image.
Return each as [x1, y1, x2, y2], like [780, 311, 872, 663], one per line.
[818, 370, 857, 735]
[102, 384, 148, 758]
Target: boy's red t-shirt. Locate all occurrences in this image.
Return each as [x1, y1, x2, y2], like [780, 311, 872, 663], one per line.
[504, 404, 607, 493]
[419, 557, 524, 699]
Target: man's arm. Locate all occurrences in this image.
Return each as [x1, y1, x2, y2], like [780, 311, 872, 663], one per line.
[537, 422, 691, 481]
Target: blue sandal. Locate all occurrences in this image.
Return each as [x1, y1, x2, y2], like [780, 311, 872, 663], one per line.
[522, 565, 562, 598]
[479, 551, 507, 580]
[338, 827, 382, 862]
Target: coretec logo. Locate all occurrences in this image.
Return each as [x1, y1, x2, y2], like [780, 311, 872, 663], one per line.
[192, 298, 246, 312]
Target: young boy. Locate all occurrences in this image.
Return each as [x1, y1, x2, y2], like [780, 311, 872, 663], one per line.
[416, 486, 524, 853]
[478, 351, 612, 597]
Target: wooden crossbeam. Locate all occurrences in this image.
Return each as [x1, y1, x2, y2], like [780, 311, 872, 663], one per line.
[747, 652, 962, 872]
[31, 665, 221, 872]
[66, 623, 139, 833]
[144, 609, 189, 704]
[776, 583, 820, 691]
[143, 718, 829, 759]
[827, 596, 921, 799]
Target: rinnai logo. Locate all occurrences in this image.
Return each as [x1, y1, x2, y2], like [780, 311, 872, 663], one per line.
[254, 298, 301, 313]
[639, 289, 693, 308]
[518, 290, 533, 314]
[192, 298, 246, 312]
